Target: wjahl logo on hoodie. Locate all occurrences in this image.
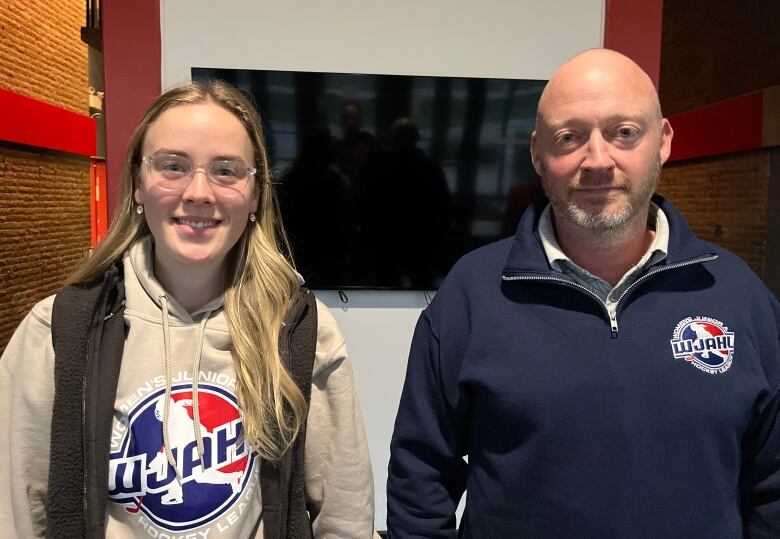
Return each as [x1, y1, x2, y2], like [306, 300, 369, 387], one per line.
[670, 316, 735, 374]
[108, 384, 254, 530]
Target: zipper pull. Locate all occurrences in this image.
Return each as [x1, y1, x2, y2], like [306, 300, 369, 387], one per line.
[609, 309, 619, 338]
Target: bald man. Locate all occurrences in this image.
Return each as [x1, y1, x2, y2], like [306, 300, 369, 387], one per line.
[387, 49, 780, 537]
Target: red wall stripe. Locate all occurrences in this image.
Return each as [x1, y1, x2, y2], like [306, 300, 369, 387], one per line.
[0, 89, 96, 157]
[102, 0, 161, 219]
[668, 92, 764, 162]
[603, 0, 664, 88]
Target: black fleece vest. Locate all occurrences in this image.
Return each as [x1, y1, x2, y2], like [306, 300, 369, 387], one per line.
[47, 264, 316, 538]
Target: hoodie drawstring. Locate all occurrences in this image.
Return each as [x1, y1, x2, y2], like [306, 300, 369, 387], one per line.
[159, 294, 212, 481]
[191, 311, 211, 459]
[160, 295, 178, 479]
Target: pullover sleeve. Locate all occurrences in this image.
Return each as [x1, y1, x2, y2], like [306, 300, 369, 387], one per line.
[387, 310, 468, 538]
[742, 294, 780, 537]
[304, 300, 378, 538]
[0, 297, 56, 538]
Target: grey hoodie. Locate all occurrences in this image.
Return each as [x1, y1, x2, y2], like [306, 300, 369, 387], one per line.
[0, 237, 376, 538]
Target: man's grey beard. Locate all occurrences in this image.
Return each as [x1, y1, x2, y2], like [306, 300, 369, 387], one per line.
[564, 195, 636, 232]
[551, 159, 661, 234]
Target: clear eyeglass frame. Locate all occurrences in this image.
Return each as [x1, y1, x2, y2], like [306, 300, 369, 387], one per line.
[141, 154, 257, 197]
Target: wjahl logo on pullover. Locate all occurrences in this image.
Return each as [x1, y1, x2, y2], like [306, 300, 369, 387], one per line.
[109, 384, 254, 531]
[670, 316, 735, 375]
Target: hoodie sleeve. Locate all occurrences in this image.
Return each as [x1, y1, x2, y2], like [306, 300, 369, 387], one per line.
[387, 310, 468, 538]
[0, 296, 56, 538]
[304, 300, 377, 539]
[741, 293, 780, 537]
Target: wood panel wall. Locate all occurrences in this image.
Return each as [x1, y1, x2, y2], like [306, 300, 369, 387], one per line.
[660, 0, 780, 116]
[659, 0, 780, 294]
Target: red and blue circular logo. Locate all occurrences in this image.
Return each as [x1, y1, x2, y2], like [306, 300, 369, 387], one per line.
[670, 316, 735, 374]
[108, 384, 254, 531]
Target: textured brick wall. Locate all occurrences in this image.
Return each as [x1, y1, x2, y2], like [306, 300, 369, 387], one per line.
[0, 0, 90, 352]
[658, 151, 770, 278]
[0, 146, 92, 348]
[0, 0, 88, 113]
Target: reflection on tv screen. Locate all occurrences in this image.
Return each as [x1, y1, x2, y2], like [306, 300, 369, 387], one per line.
[192, 68, 545, 290]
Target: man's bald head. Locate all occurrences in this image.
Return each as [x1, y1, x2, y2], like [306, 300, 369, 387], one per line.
[530, 48, 674, 238]
[537, 48, 661, 129]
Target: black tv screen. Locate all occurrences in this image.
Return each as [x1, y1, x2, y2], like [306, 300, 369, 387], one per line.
[192, 67, 545, 290]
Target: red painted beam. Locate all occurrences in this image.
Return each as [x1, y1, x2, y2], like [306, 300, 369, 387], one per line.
[603, 0, 664, 89]
[102, 0, 161, 219]
[0, 89, 96, 156]
[668, 91, 764, 162]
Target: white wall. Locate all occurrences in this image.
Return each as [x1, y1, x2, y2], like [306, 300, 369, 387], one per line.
[161, 0, 604, 87]
[315, 290, 428, 527]
[160, 0, 605, 528]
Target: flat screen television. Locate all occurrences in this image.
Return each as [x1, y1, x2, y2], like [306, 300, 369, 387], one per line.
[192, 67, 545, 290]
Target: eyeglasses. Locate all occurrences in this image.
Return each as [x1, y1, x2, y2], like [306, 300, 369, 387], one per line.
[141, 153, 257, 197]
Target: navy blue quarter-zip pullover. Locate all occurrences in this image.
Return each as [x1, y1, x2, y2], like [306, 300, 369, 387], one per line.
[388, 195, 780, 538]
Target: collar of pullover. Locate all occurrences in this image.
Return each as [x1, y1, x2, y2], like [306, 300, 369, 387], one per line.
[502, 194, 717, 278]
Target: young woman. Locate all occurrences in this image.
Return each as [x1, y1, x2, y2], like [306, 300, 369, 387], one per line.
[0, 81, 375, 538]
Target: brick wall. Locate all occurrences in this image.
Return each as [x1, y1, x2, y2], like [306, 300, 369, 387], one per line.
[658, 151, 770, 278]
[0, 0, 88, 114]
[0, 147, 91, 346]
[0, 0, 90, 352]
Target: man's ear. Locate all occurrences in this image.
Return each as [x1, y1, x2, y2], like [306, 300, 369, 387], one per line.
[530, 131, 543, 176]
[659, 119, 674, 165]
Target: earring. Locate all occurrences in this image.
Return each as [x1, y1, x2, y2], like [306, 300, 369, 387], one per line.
[249, 213, 256, 222]
[136, 205, 144, 215]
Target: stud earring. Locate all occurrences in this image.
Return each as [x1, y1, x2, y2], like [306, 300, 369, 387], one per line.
[136, 205, 144, 215]
[249, 213, 256, 222]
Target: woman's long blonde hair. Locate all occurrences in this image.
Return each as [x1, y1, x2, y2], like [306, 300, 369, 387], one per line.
[68, 81, 306, 461]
